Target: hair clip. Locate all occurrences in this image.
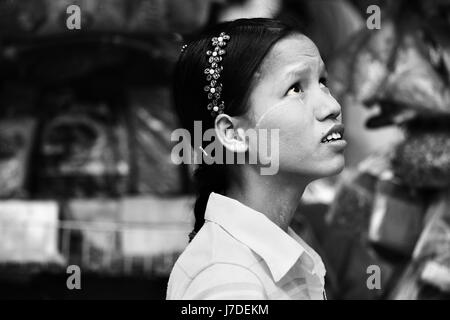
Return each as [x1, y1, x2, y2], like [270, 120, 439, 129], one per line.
[203, 32, 230, 117]
[181, 44, 188, 53]
[199, 146, 208, 157]
[188, 230, 197, 242]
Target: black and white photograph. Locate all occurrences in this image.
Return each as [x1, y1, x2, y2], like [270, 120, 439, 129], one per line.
[0, 0, 449, 308]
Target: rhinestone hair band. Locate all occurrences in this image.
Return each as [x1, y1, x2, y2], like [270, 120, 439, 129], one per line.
[203, 32, 230, 117]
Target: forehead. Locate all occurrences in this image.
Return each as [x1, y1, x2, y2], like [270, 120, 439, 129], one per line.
[258, 34, 324, 77]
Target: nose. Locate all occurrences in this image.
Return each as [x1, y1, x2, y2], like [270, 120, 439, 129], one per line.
[313, 89, 342, 122]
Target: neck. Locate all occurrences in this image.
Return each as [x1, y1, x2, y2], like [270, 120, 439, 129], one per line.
[227, 166, 309, 232]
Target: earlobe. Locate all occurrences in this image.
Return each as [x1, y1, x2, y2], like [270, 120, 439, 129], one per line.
[215, 114, 248, 153]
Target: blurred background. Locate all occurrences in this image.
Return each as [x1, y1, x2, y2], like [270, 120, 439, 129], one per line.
[0, 0, 449, 299]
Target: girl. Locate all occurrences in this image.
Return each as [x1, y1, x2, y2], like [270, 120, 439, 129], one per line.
[167, 18, 346, 300]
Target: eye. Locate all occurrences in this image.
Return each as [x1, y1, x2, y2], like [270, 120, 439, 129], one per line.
[319, 77, 328, 88]
[286, 83, 303, 96]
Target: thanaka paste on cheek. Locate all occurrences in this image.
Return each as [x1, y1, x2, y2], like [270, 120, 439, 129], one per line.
[255, 98, 305, 129]
[253, 98, 309, 165]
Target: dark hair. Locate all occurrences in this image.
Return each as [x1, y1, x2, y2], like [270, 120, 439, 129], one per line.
[172, 18, 297, 240]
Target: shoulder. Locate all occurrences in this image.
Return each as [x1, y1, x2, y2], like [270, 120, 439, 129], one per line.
[181, 263, 266, 300]
[176, 221, 262, 277]
[166, 221, 264, 299]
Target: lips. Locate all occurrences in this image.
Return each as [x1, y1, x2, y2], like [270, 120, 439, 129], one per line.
[321, 124, 345, 143]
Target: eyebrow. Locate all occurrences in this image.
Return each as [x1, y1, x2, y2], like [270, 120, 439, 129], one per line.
[280, 61, 327, 89]
[284, 65, 310, 83]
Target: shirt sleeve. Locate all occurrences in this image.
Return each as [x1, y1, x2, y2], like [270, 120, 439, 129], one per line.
[182, 263, 267, 300]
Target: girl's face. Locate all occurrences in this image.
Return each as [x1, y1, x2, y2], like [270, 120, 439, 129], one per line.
[247, 34, 346, 179]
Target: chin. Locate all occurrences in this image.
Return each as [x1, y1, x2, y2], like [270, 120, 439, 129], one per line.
[320, 155, 345, 178]
[287, 155, 345, 179]
[317, 155, 345, 177]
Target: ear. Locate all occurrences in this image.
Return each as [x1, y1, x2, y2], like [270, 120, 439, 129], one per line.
[214, 114, 248, 153]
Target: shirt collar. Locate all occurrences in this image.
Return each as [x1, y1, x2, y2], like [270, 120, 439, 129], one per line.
[204, 192, 319, 282]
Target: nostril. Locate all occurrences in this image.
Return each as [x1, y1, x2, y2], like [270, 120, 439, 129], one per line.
[325, 106, 341, 121]
[330, 100, 342, 119]
[314, 94, 342, 121]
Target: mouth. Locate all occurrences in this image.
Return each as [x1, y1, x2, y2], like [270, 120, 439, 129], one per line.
[321, 124, 345, 143]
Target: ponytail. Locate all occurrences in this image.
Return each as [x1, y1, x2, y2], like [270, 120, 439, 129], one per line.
[189, 163, 228, 242]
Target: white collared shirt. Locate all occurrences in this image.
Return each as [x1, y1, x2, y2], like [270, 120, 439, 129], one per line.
[166, 192, 327, 300]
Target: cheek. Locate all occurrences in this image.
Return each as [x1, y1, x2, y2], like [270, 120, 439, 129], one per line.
[252, 100, 316, 166]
